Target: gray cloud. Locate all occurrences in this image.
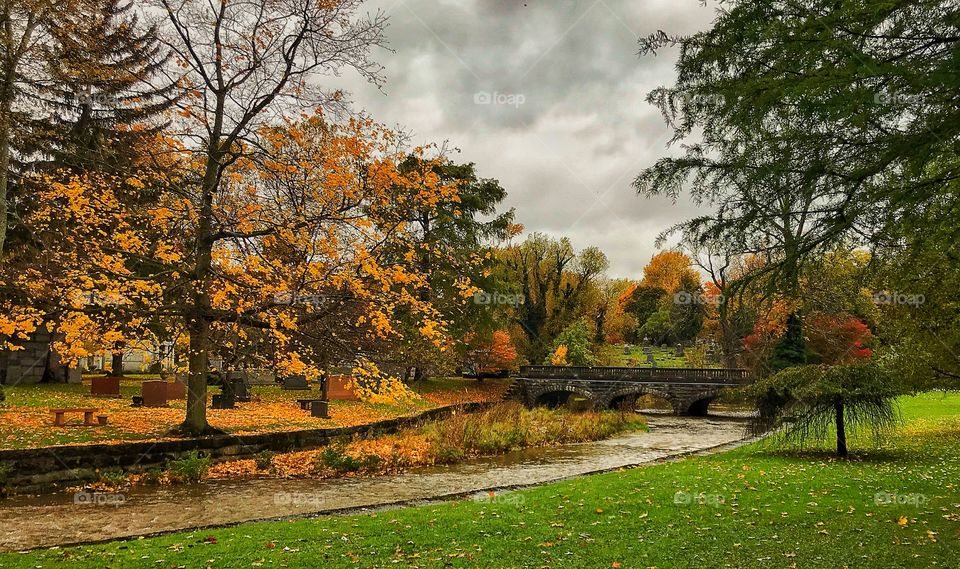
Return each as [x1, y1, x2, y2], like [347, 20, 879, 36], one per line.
[328, 0, 718, 278]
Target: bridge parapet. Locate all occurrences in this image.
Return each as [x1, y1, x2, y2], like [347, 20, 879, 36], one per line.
[517, 365, 752, 386]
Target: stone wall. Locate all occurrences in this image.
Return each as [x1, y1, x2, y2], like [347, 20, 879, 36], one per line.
[0, 401, 494, 493]
[0, 330, 75, 385]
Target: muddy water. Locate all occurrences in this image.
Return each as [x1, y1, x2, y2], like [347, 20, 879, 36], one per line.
[0, 415, 750, 552]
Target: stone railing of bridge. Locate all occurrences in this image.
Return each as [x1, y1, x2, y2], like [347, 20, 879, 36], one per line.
[517, 365, 752, 385]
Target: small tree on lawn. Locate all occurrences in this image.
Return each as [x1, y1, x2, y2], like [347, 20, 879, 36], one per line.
[747, 361, 902, 457]
[464, 329, 518, 380]
[544, 320, 595, 367]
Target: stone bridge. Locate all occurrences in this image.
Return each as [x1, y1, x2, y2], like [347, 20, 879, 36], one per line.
[512, 365, 753, 416]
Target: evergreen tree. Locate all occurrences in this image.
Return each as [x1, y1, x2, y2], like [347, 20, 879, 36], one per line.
[769, 313, 806, 374]
[32, 0, 175, 173]
[669, 271, 705, 343]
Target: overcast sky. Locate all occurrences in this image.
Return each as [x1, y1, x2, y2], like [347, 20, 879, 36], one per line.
[329, 0, 718, 279]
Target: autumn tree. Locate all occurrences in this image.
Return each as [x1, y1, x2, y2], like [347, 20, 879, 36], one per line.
[20, 112, 461, 433]
[640, 250, 698, 294]
[13, 1, 179, 374]
[591, 278, 636, 345]
[393, 157, 514, 380]
[805, 313, 873, 365]
[500, 233, 607, 361]
[464, 329, 517, 379]
[148, 0, 388, 433]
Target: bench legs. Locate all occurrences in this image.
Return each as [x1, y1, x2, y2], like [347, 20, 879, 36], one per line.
[52, 411, 98, 426]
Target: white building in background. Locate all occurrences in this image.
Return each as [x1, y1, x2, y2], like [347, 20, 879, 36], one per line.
[80, 341, 177, 374]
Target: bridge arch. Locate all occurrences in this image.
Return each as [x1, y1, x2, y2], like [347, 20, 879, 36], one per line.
[528, 383, 598, 409]
[602, 386, 677, 413]
[677, 389, 727, 416]
[682, 396, 715, 416]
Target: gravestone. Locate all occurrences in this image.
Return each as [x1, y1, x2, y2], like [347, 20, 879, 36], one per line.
[310, 400, 329, 418]
[645, 352, 656, 366]
[326, 375, 358, 401]
[141, 381, 169, 407]
[228, 369, 276, 386]
[211, 392, 234, 409]
[675, 343, 685, 357]
[282, 375, 310, 390]
[228, 377, 250, 402]
[91, 376, 121, 397]
[165, 381, 186, 400]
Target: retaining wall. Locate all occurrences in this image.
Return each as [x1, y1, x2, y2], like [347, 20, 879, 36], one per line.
[0, 402, 493, 493]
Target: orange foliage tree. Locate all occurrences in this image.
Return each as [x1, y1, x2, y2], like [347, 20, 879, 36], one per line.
[16, 114, 462, 432]
[464, 329, 518, 373]
[139, 0, 387, 433]
[641, 250, 699, 293]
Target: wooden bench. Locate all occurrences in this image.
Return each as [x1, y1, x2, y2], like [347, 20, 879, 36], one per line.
[50, 408, 98, 426]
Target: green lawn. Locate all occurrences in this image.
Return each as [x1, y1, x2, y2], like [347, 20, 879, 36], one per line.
[601, 344, 712, 369]
[2, 393, 959, 567]
[0, 377, 507, 450]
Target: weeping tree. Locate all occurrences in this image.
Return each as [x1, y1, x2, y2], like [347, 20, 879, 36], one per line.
[747, 361, 903, 457]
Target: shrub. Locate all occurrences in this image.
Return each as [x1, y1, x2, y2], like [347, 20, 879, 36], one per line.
[254, 450, 275, 471]
[139, 468, 164, 485]
[315, 444, 381, 474]
[421, 402, 645, 460]
[96, 468, 128, 487]
[165, 451, 211, 483]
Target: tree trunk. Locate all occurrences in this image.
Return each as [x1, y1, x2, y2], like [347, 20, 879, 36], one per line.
[180, 130, 221, 435]
[111, 351, 124, 377]
[834, 400, 848, 457]
[182, 318, 210, 434]
[320, 367, 329, 401]
[717, 301, 738, 368]
[0, 96, 11, 254]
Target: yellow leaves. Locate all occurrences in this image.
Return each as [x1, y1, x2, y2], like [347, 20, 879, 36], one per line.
[897, 515, 909, 526]
[276, 352, 319, 381]
[155, 242, 182, 263]
[125, 177, 145, 190]
[0, 310, 42, 347]
[550, 345, 569, 366]
[349, 358, 420, 406]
